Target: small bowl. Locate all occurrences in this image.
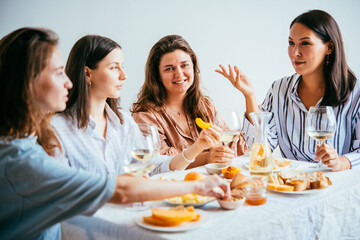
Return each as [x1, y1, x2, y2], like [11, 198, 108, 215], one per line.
[217, 197, 245, 210]
[205, 163, 227, 175]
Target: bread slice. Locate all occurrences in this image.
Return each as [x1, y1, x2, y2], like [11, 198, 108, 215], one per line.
[310, 171, 332, 189]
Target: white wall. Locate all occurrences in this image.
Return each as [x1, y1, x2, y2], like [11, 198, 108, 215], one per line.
[1, 0, 359, 115]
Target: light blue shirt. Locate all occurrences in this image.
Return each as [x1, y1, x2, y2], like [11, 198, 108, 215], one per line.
[243, 73, 360, 167]
[0, 136, 116, 240]
[51, 105, 172, 176]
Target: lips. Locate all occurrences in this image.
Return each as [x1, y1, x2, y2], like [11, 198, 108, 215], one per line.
[293, 60, 305, 66]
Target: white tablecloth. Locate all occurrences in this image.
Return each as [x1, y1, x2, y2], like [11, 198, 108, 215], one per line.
[62, 156, 360, 240]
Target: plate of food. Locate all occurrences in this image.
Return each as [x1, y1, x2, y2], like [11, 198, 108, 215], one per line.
[266, 170, 332, 194]
[165, 193, 215, 207]
[135, 206, 209, 232]
[243, 158, 297, 172]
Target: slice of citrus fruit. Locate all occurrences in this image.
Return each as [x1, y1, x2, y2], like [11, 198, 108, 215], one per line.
[195, 118, 212, 129]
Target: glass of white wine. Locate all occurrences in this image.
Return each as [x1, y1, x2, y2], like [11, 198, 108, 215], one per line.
[123, 123, 157, 211]
[306, 106, 336, 168]
[214, 111, 242, 145]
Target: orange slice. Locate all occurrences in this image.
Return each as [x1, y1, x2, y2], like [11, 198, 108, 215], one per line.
[195, 118, 212, 129]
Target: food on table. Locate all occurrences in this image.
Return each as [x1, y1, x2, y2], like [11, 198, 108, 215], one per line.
[221, 166, 241, 179]
[272, 158, 292, 170]
[310, 171, 332, 189]
[168, 193, 212, 204]
[266, 183, 294, 191]
[143, 206, 200, 226]
[195, 118, 212, 129]
[267, 170, 331, 191]
[167, 172, 210, 204]
[230, 173, 249, 189]
[184, 171, 204, 181]
[245, 194, 267, 206]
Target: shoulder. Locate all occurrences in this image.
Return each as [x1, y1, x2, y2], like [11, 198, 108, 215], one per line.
[51, 114, 75, 129]
[132, 110, 161, 123]
[0, 137, 54, 173]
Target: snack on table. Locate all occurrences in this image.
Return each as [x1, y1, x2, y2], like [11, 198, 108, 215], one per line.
[221, 166, 241, 179]
[267, 170, 331, 191]
[310, 171, 332, 189]
[143, 206, 200, 226]
[195, 118, 212, 129]
[184, 172, 204, 181]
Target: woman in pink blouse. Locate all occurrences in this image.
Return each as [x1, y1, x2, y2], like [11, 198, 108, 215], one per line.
[132, 35, 248, 168]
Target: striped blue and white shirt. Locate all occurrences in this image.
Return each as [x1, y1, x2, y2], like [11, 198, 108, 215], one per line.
[243, 73, 360, 167]
[52, 104, 172, 176]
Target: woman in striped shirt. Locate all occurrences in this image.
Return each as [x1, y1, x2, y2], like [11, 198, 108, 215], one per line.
[216, 9, 360, 171]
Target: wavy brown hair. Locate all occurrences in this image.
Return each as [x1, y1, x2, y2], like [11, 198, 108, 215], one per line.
[131, 35, 210, 127]
[0, 27, 61, 156]
[291, 9, 356, 106]
[61, 35, 123, 128]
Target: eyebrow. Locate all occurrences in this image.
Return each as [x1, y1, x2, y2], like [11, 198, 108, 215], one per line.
[162, 60, 190, 68]
[288, 36, 311, 40]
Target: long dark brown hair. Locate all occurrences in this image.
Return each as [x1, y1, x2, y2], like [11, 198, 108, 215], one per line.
[62, 35, 123, 128]
[131, 35, 210, 126]
[0, 27, 61, 156]
[291, 9, 356, 106]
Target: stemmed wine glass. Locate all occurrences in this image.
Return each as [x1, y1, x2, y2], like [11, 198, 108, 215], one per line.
[214, 111, 242, 145]
[123, 123, 157, 211]
[306, 106, 336, 168]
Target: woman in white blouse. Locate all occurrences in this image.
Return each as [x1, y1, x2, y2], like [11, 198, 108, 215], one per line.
[216, 9, 360, 171]
[52, 35, 222, 175]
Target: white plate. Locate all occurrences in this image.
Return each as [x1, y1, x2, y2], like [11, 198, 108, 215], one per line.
[267, 186, 330, 195]
[243, 159, 298, 173]
[135, 209, 209, 232]
[164, 197, 215, 207]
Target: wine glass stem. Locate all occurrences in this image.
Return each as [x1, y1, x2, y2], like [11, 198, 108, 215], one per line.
[317, 141, 323, 167]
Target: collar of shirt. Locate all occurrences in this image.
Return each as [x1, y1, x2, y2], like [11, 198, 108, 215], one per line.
[289, 74, 322, 112]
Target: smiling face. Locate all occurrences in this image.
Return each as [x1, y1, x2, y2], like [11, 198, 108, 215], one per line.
[86, 47, 126, 100]
[33, 47, 72, 113]
[288, 23, 332, 78]
[159, 49, 194, 98]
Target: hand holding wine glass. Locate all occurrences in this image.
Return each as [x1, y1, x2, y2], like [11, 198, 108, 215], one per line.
[123, 123, 157, 210]
[306, 106, 336, 168]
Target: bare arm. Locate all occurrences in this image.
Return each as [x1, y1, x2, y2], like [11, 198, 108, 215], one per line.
[108, 174, 231, 204]
[169, 126, 222, 170]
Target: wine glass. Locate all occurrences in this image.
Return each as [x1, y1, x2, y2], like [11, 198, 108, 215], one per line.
[306, 106, 336, 168]
[214, 111, 242, 145]
[123, 123, 157, 211]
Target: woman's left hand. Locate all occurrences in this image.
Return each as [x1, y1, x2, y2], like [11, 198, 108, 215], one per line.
[315, 143, 351, 171]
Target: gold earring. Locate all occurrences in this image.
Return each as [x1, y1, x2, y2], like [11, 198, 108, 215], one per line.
[326, 55, 330, 65]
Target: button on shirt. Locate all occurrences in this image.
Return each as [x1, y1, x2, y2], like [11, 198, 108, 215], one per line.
[0, 136, 115, 240]
[242, 73, 360, 167]
[52, 104, 172, 175]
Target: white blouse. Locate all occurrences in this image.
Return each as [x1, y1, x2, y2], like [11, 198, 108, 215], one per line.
[52, 104, 172, 175]
[243, 73, 360, 167]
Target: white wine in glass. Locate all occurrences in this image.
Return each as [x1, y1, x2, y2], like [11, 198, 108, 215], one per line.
[306, 106, 336, 168]
[214, 111, 241, 146]
[123, 123, 157, 210]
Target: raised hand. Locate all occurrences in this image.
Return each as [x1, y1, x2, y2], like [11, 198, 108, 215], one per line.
[215, 64, 255, 98]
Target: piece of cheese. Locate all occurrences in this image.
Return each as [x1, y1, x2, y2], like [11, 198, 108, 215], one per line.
[267, 183, 294, 191]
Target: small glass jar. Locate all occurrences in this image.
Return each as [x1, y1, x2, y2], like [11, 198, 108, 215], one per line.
[245, 178, 267, 206]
